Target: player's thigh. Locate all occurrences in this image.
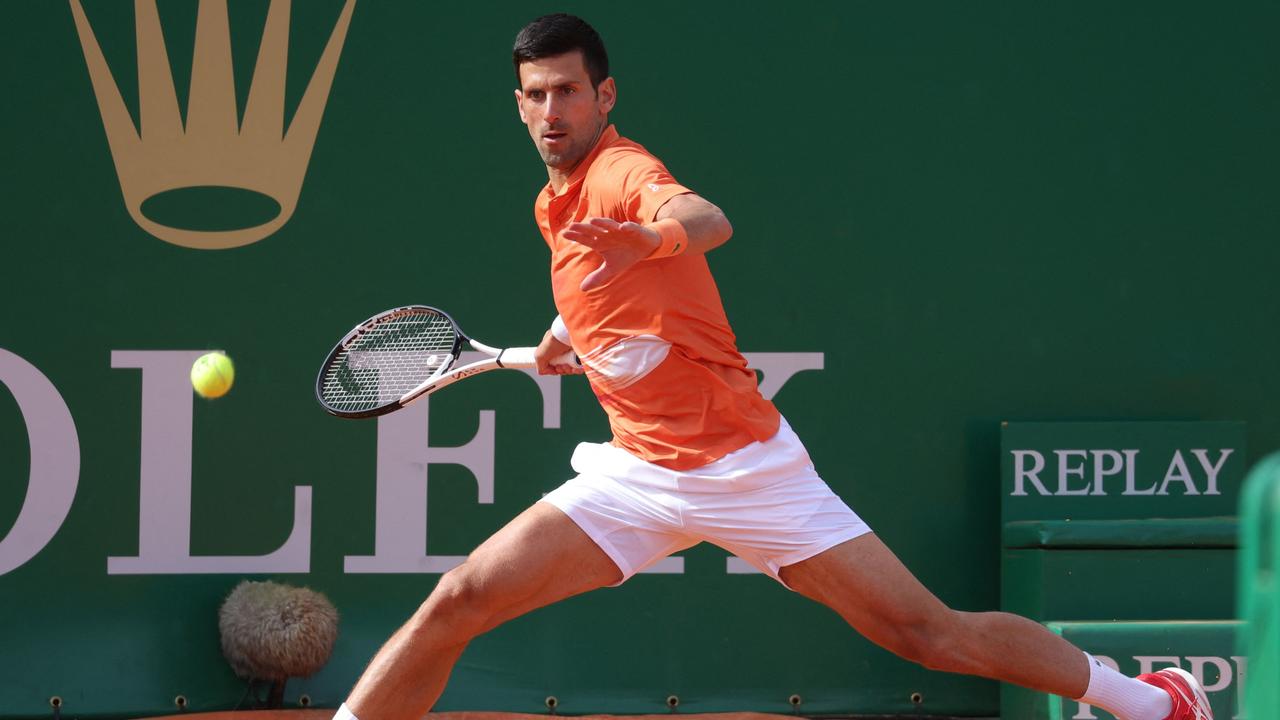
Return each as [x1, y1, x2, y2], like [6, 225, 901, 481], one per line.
[440, 500, 622, 634]
[778, 533, 952, 653]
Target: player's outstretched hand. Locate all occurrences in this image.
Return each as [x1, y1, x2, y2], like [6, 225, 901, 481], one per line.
[562, 217, 660, 291]
[534, 330, 583, 376]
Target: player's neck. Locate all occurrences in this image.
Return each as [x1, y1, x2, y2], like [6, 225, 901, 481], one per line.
[547, 166, 574, 194]
[546, 122, 607, 194]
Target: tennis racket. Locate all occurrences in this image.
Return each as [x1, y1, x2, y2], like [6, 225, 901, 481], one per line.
[315, 305, 577, 419]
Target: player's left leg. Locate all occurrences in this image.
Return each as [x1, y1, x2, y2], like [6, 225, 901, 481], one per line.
[779, 532, 1087, 693]
[778, 533, 1211, 720]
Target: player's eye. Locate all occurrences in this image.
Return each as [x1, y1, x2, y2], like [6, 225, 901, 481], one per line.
[527, 90, 545, 101]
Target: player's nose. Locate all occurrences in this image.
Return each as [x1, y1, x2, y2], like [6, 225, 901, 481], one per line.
[544, 95, 564, 123]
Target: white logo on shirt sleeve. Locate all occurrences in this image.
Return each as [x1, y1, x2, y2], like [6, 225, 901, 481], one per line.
[647, 183, 661, 192]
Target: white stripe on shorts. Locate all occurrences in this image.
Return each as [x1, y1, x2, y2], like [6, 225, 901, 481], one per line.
[540, 418, 871, 587]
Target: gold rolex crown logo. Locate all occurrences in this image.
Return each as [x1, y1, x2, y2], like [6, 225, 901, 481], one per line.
[70, 0, 356, 249]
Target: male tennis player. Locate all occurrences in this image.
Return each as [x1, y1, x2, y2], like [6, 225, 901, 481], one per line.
[334, 14, 1213, 720]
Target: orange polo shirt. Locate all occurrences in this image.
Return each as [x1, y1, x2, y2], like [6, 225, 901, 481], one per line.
[535, 125, 780, 470]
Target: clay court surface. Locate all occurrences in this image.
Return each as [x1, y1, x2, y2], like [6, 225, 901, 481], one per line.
[135, 713, 809, 720]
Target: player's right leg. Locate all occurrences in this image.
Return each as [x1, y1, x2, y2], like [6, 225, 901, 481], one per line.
[338, 501, 623, 720]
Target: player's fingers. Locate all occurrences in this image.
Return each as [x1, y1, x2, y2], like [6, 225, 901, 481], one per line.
[587, 217, 620, 231]
[580, 264, 616, 291]
[565, 221, 603, 234]
[562, 228, 605, 248]
[566, 219, 618, 236]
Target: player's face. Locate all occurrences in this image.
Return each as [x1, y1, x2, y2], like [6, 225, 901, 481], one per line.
[515, 51, 616, 174]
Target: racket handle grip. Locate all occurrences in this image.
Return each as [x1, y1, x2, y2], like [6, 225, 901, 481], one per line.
[554, 350, 581, 367]
[499, 347, 580, 369]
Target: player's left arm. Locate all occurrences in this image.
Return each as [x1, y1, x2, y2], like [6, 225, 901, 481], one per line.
[562, 193, 733, 291]
[653, 192, 734, 255]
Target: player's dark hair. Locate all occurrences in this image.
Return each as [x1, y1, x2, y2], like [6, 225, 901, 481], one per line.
[512, 13, 610, 91]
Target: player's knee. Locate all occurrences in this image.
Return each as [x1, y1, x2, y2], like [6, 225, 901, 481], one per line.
[888, 609, 969, 673]
[411, 566, 494, 641]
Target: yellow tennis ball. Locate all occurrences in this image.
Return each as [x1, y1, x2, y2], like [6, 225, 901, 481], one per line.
[191, 352, 235, 399]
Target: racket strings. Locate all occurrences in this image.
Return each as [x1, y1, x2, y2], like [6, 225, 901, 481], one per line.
[320, 310, 458, 412]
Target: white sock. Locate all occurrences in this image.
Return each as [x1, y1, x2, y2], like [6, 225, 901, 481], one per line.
[1077, 653, 1173, 720]
[333, 702, 360, 720]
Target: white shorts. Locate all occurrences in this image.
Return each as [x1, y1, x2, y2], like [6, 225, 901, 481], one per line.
[540, 418, 871, 587]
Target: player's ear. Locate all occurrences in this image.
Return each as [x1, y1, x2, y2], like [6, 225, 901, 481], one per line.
[514, 88, 528, 123]
[597, 77, 617, 113]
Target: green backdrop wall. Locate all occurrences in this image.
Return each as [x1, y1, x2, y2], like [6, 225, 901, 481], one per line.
[2, 1, 1277, 718]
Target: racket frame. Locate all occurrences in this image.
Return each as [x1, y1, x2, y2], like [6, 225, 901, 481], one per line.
[315, 305, 569, 419]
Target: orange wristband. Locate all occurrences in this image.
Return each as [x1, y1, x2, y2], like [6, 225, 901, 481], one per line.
[645, 218, 688, 259]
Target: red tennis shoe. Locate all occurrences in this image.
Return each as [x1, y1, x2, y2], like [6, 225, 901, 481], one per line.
[1137, 667, 1214, 720]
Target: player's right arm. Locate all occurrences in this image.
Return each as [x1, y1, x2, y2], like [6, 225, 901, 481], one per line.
[534, 316, 582, 375]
